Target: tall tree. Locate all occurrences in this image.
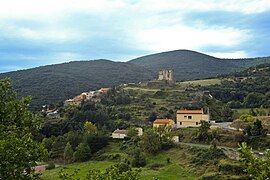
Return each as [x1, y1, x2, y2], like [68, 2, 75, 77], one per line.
[0, 78, 46, 179]
[64, 142, 74, 164]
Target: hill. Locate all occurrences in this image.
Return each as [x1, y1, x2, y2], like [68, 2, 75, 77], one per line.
[1, 49, 270, 109]
[129, 50, 270, 80]
[0, 60, 153, 109]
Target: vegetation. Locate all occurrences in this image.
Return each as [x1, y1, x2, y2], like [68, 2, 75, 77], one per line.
[2, 61, 270, 179]
[238, 142, 270, 179]
[1, 50, 270, 109]
[204, 63, 270, 110]
[0, 78, 46, 179]
[0, 60, 153, 110]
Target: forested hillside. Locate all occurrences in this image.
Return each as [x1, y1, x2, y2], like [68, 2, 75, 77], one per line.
[0, 60, 153, 109]
[204, 63, 270, 109]
[129, 50, 270, 80]
[1, 50, 270, 109]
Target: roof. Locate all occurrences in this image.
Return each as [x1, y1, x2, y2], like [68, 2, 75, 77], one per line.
[99, 88, 110, 93]
[153, 119, 174, 125]
[177, 109, 203, 114]
[112, 129, 128, 135]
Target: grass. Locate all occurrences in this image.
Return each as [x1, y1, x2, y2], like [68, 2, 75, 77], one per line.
[41, 143, 197, 180]
[233, 108, 269, 119]
[41, 161, 115, 180]
[141, 164, 196, 180]
[177, 78, 221, 87]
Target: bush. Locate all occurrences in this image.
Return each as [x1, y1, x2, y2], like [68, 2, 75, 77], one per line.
[130, 149, 146, 167]
[97, 153, 122, 161]
[73, 143, 91, 162]
[218, 163, 245, 174]
[166, 157, 171, 164]
[46, 161, 55, 170]
[84, 134, 108, 153]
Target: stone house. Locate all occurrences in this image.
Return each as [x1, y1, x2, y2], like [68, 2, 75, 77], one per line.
[176, 108, 209, 128]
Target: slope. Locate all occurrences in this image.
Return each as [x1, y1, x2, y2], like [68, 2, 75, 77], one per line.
[0, 60, 153, 109]
[129, 50, 270, 80]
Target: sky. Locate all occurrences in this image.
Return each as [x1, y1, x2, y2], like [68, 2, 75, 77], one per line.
[0, 0, 270, 72]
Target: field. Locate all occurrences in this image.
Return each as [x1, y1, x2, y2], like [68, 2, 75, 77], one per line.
[233, 108, 269, 119]
[41, 161, 115, 180]
[177, 78, 221, 87]
[41, 142, 197, 180]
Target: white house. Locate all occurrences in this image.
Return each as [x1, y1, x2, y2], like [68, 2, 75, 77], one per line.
[111, 129, 128, 139]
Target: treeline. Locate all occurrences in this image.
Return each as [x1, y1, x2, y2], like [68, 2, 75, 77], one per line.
[204, 63, 270, 109]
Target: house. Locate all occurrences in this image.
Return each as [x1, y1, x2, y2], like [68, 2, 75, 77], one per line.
[135, 127, 143, 136]
[153, 118, 175, 128]
[98, 88, 110, 94]
[111, 129, 128, 139]
[46, 109, 59, 118]
[176, 108, 210, 128]
[34, 165, 46, 173]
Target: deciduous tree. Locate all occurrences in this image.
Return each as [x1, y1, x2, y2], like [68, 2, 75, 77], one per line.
[0, 78, 46, 179]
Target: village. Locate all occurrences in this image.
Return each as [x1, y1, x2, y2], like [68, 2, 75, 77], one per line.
[4, 66, 270, 179]
[42, 69, 232, 143]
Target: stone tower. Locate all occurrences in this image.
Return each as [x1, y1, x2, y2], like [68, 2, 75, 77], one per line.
[158, 69, 175, 84]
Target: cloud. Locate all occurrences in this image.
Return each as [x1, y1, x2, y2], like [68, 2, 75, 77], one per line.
[0, 0, 270, 72]
[207, 51, 248, 58]
[135, 24, 248, 53]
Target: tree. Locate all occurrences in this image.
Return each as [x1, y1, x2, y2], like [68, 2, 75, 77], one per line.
[50, 136, 67, 159]
[64, 142, 74, 164]
[239, 114, 255, 122]
[244, 119, 266, 137]
[238, 142, 270, 179]
[155, 126, 174, 150]
[0, 78, 46, 179]
[130, 149, 147, 167]
[84, 121, 97, 135]
[244, 92, 265, 108]
[86, 163, 141, 180]
[140, 129, 161, 154]
[73, 143, 91, 162]
[84, 134, 108, 153]
[196, 121, 211, 142]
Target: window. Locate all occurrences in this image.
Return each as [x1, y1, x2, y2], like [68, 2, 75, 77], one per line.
[184, 115, 187, 118]
[196, 122, 199, 125]
[180, 122, 182, 125]
[188, 116, 192, 119]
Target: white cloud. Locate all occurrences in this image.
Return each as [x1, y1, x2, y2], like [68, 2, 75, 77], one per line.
[133, 0, 270, 14]
[0, 0, 269, 20]
[207, 51, 248, 58]
[0, 0, 127, 18]
[0, 0, 267, 65]
[135, 24, 249, 52]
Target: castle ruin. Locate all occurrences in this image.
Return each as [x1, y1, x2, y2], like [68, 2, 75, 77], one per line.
[158, 69, 174, 81]
[157, 69, 175, 85]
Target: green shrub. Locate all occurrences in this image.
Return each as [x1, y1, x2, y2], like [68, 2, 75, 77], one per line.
[73, 143, 91, 162]
[46, 161, 55, 170]
[218, 163, 245, 174]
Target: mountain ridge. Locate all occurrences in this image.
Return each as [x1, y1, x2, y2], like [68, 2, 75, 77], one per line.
[1, 49, 270, 109]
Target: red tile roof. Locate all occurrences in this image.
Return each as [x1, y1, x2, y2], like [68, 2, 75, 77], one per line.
[99, 88, 110, 93]
[177, 109, 203, 114]
[153, 119, 174, 125]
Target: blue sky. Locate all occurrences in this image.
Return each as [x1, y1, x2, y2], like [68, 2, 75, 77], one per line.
[0, 0, 270, 72]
